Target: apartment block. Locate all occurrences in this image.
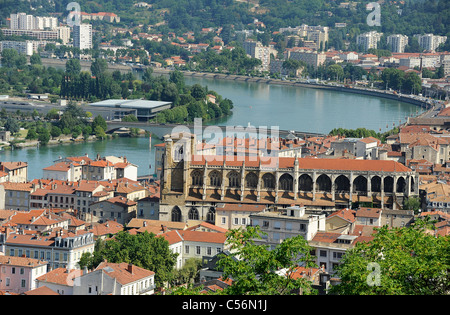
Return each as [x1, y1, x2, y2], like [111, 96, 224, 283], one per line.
[73, 24, 92, 50]
[414, 34, 447, 52]
[387, 34, 409, 53]
[357, 31, 383, 51]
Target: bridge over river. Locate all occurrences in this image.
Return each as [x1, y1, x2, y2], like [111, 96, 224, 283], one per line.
[105, 121, 325, 140]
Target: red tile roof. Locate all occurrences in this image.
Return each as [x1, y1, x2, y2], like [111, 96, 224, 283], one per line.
[190, 155, 411, 173]
[95, 262, 154, 285]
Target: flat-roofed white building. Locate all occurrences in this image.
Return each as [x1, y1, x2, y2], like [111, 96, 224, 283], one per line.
[88, 99, 172, 121]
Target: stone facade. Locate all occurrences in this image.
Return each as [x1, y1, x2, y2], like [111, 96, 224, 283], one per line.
[159, 133, 419, 223]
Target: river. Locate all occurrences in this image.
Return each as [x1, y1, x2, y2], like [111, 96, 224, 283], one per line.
[0, 71, 420, 180]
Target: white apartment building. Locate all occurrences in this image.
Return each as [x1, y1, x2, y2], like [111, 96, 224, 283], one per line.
[0, 40, 34, 56]
[161, 230, 227, 270]
[309, 232, 371, 274]
[387, 34, 409, 53]
[243, 39, 277, 72]
[10, 13, 58, 31]
[0, 230, 95, 270]
[285, 47, 326, 68]
[73, 24, 92, 50]
[249, 206, 326, 250]
[414, 34, 447, 52]
[357, 31, 383, 51]
[73, 262, 155, 295]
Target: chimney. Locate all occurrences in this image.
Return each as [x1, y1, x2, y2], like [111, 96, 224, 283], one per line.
[127, 263, 133, 274]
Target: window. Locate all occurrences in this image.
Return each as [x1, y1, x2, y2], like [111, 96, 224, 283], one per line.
[286, 222, 292, 231]
[196, 246, 201, 255]
[241, 218, 247, 225]
[234, 218, 239, 225]
[263, 221, 269, 228]
[320, 250, 327, 257]
[185, 245, 189, 254]
[274, 221, 281, 230]
[221, 217, 226, 225]
[333, 252, 343, 259]
[21, 279, 26, 288]
[207, 247, 212, 255]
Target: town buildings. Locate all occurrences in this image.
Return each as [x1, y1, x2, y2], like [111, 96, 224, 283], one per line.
[414, 34, 447, 52]
[387, 34, 409, 53]
[73, 24, 93, 50]
[73, 261, 155, 295]
[158, 133, 418, 226]
[356, 31, 383, 51]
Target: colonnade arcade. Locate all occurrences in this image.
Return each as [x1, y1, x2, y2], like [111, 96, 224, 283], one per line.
[189, 164, 415, 205]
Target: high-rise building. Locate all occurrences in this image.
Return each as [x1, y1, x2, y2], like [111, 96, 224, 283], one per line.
[0, 40, 34, 56]
[243, 39, 277, 72]
[10, 13, 34, 30]
[73, 24, 92, 50]
[414, 34, 447, 52]
[356, 31, 383, 51]
[10, 13, 58, 31]
[387, 34, 409, 53]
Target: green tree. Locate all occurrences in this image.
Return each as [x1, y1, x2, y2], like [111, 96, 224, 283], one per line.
[217, 226, 317, 295]
[190, 84, 206, 101]
[50, 126, 62, 138]
[38, 128, 50, 145]
[30, 53, 42, 65]
[403, 196, 421, 213]
[4, 117, 19, 134]
[92, 115, 108, 131]
[26, 128, 38, 140]
[90, 58, 108, 77]
[172, 258, 202, 286]
[65, 59, 81, 76]
[1, 48, 19, 68]
[85, 231, 177, 288]
[94, 126, 107, 139]
[327, 64, 344, 81]
[122, 114, 138, 122]
[330, 219, 450, 295]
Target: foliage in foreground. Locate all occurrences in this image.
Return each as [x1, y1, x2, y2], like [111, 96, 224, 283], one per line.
[170, 226, 317, 295]
[330, 218, 450, 295]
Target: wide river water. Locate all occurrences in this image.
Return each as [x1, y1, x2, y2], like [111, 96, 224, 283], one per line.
[1, 74, 420, 180]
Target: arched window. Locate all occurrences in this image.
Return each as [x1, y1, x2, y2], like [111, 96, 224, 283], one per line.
[298, 174, 313, 191]
[279, 174, 293, 191]
[188, 207, 199, 220]
[262, 173, 275, 189]
[171, 206, 182, 222]
[228, 171, 240, 188]
[245, 172, 258, 188]
[335, 175, 350, 192]
[384, 176, 394, 193]
[209, 171, 222, 187]
[316, 174, 331, 192]
[191, 170, 203, 186]
[371, 176, 381, 192]
[396, 177, 406, 193]
[353, 175, 368, 192]
[206, 207, 215, 223]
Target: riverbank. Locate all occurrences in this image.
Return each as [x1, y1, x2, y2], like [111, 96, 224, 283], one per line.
[149, 68, 441, 110]
[39, 58, 440, 111]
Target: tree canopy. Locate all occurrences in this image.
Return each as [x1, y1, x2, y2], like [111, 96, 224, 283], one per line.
[78, 231, 177, 288]
[330, 218, 450, 295]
